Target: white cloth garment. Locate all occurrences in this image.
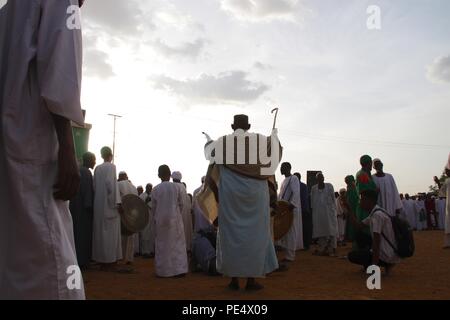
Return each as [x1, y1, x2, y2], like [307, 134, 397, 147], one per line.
[151, 181, 188, 277]
[372, 173, 403, 216]
[414, 200, 427, 231]
[278, 175, 303, 260]
[311, 183, 338, 239]
[435, 198, 446, 230]
[362, 206, 401, 264]
[118, 180, 138, 262]
[439, 178, 450, 236]
[134, 229, 140, 255]
[402, 199, 417, 230]
[174, 182, 193, 252]
[0, 0, 85, 299]
[92, 162, 122, 263]
[139, 191, 155, 255]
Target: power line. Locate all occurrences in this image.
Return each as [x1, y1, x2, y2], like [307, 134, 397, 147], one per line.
[174, 112, 450, 150]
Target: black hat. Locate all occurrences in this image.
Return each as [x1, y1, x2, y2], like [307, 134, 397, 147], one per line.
[232, 114, 250, 130]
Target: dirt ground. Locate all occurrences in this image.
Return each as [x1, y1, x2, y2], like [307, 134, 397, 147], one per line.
[84, 230, 450, 300]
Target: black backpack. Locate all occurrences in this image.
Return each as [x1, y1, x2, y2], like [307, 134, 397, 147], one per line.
[379, 209, 415, 258]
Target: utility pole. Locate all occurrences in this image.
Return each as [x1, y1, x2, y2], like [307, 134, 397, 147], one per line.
[108, 113, 122, 163]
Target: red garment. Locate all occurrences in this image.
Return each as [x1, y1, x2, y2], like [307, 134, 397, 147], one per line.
[425, 199, 436, 213]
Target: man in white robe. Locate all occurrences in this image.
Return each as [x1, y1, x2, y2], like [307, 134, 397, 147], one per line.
[0, 0, 86, 299]
[372, 158, 403, 216]
[152, 165, 188, 277]
[277, 162, 302, 262]
[402, 194, 417, 230]
[414, 195, 427, 231]
[118, 171, 138, 265]
[92, 147, 122, 268]
[172, 171, 193, 253]
[311, 172, 338, 256]
[435, 155, 450, 248]
[139, 183, 155, 258]
[199, 114, 280, 291]
[335, 188, 348, 246]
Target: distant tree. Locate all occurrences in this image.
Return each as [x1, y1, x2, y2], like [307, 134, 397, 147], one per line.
[429, 173, 447, 194]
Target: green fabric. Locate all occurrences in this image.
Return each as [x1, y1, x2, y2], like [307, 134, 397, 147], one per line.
[356, 169, 377, 194]
[352, 169, 377, 250]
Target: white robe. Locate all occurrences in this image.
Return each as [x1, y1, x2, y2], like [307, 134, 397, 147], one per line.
[151, 181, 188, 277]
[311, 184, 338, 238]
[139, 191, 155, 255]
[174, 182, 193, 252]
[435, 198, 446, 230]
[372, 173, 403, 216]
[414, 200, 427, 231]
[92, 163, 122, 263]
[278, 175, 303, 251]
[439, 178, 450, 235]
[0, 0, 85, 300]
[118, 180, 138, 262]
[402, 199, 417, 230]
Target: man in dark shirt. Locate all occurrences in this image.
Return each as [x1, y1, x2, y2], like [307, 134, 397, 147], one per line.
[294, 173, 312, 250]
[70, 152, 96, 269]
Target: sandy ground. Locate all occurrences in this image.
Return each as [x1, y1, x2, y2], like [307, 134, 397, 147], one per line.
[84, 230, 450, 300]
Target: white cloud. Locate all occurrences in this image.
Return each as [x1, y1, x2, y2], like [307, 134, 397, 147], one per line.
[83, 49, 115, 79]
[220, 0, 301, 22]
[253, 61, 272, 70]
[82, 0, 148, 36]
[151, 38, 208, 60]
[154, 3, 205, 32]
[427, 55, 450, 84]
[152, 71, 270, 105]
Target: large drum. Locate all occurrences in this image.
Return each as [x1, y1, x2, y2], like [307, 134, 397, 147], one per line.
[120, 194, 149, 236]
[271, 200, 294, 241]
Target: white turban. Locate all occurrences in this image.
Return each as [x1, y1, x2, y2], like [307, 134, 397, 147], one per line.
[172, 171, 182, 181]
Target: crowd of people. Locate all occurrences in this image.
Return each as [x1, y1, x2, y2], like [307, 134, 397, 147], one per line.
[1, 0, 448, 299]
[67, 114, 449, 293]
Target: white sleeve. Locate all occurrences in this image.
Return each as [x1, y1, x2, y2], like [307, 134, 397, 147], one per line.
[329, 184, 337, 211]
[370, 212, 383, 234]
[37, 0, 84, 125]
[390, 175, 403, 210]
[291, 176, 301, 208]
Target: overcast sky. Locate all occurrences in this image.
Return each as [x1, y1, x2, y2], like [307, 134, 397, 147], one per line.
[80, 0, 450, 194]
